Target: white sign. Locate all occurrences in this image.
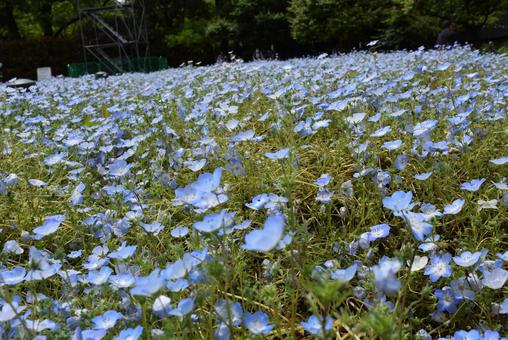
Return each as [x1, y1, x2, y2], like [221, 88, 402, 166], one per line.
[37, 67, 52, 81]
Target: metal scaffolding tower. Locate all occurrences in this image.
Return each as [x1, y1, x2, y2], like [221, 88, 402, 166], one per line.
[77, 0, 149, 74]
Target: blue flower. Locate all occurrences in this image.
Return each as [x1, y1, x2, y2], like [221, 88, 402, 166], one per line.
[330, 263, 358, 283]
[382, 191, 414, 216]
[452, 329, 481, 340]
[300, 315, 333, 336]
[112, 325, 143, 340]
[108, 272, 135, 289]
[500, 298, 508, 314]
[401, 211, 433, 242]
[32, 214, 66, 240]
[193, 210, 236, 233]
[214, 322, 230, 340]
[152, 295, 172, 318]
[443, 199, 465, 215]
[130, 270, 165, 296]
[372, 257, 402, 296]
[264, 147, 291, 160]
[316, 188, 334, 203]
[109, 159, 133, 177]
[460, 178, 486, 192]
[170, 226, 189, 238]
[0, 267, 26, 286]
[424, 254, 452, 282]
[242, 214, 285, 252]
[490, 156, 508, 165]
[244, 311, 275, 335]
[413, 172, 432, 181]
[482, 268, 508, 289]
[434, 287, 459, 313]
[453, 251, 481, 267]
[87, 266, 113, 285]
[382, 140, 403, 150]
[108, 242, 136, 260]
[92, 310, 123, 330]
[367, 224, 391, 241]
[169, 297, 195, 318]
[140, 222, 165, 235]
[315, 173, 332, 187]
[214, 299, 243, 326]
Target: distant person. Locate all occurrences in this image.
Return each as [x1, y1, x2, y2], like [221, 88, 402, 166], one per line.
[436, 20, 456, 46]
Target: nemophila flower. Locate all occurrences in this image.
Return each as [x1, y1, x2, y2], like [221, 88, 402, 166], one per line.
[74, 328, 107, 340]
[453, 329, 481, 340]
[86, 266, 113, 285]
[215, 299, 243, 326]
[32, 214, 66, 240]
[394, 154, 409, 171]
[490, 156, 508, 165]
[371, 126, 391, 137]
[245, 193, 270, 210]
[444, 199, 465, 215]
[170, 226, 189, 238]
[4, 173, 19, 186]
[500, 298, 508, 314]
[184, 158, 206, 172]
[301, 314, 334, 336]
[70, 182, 85, 206]
[401, 211, 433, 242]
[410, 255, 428, 272]
[28, 178, 48, 187]
[367, 224, 391, 241]
[450, 277, 476, 301]
[169, 297, 195, 318]
[242, 214, 285, 252]
[44, 152, 68, 167]
[413, 119, 438, 137]
[230, 129, 255, 142]
[24, 319, 59, 332]
[0, 267, 26, 286]
[382, 191, 414, 216]
[315, 173, 332, 187]
[372, 257, 402, 296]
[109, 159, 133, 177]
[497, 251, 508, 262]
[130, 270, 164, 296]
[140, 222, 164, 235]
[434, 286, 459, 313]
[418, 234, 440, 252]
[460, 178, 486, 192]
[193, 210, 236, 233]
[482, 268, 508, 289]
[92, 310, 123, 330]
[0, 300, 26, 322]
[244, 311, 274, 335]
[424, 254, 452, 282]
[113, 325, 142, 340]
[420, 203, 442, 219]
[214, 322, 230, 340]
[264, 147, 291, 160]
[167, 278, 190, 292]
[316, 188, 334, 203]
[153, 295, 172, 318]
[345, 112, 367, 124]
[413, 172, 432, 181]
[108, 242, 136, 260]
[109, 272, 135, 289]
[453, 251, 481, 267]
[2, 240, 23, 255]
[382, 140, 402, 150]
[331, 263, 358, 283]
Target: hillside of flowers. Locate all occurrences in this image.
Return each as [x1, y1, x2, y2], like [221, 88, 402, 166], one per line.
[0, 47, 507, 339]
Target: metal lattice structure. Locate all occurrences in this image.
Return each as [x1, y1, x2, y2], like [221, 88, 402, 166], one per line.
[77, 0, 149, 74]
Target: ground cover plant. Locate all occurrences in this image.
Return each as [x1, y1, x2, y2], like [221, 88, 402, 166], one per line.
[0, 46, 508, 339]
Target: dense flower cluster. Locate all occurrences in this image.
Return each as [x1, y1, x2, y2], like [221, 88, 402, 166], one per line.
[0, 46, 507, 339]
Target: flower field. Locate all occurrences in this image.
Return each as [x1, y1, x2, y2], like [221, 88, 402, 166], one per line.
[0, 47, 508, 339]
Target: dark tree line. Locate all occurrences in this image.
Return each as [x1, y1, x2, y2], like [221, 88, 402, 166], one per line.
[1, 0, 508, 74]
